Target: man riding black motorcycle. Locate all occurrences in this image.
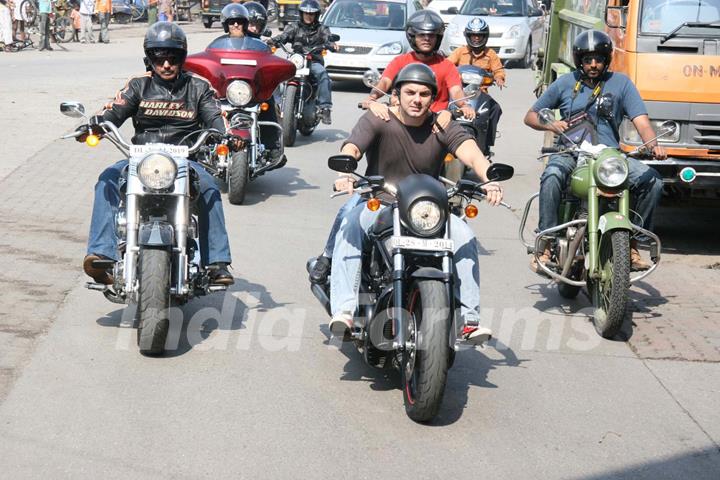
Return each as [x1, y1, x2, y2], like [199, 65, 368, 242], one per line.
[82, 22, 234, 286]
[327, 63, 504, 345]
[523, 30, 666, 273]
[268, 0, 334, 124]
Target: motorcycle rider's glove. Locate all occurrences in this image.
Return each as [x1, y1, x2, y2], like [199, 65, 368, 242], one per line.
[75, 115, 105, 143]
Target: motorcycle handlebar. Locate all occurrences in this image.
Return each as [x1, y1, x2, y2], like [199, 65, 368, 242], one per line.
[541, 146, 560, 154]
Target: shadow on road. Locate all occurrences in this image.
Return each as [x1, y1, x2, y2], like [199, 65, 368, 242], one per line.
[238, 166, 319, 206]
[292, 128, 350, 146]
[654, 205, 720, 257]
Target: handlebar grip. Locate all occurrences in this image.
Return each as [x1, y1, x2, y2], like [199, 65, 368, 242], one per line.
[357, 102, 367, 110]
[541, 147, 560, 154]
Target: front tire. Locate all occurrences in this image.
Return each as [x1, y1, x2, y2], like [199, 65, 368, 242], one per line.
[227, 149, 250, 205]
[281, 84, 298, 147]
[136, 248, 172, 355]
[402, 280, 450, 423]
[589, 230, 631, 339]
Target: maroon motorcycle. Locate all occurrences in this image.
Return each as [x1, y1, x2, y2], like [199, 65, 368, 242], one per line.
[185, 36, 295, 204]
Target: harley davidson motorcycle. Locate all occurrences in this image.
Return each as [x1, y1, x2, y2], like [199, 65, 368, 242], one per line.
[308, 155, 513, 422]
[184, 35, 296, 205]
[61, 102, 231, 355]
[519, 108, 676, 338]
[274, 35, 340, 147]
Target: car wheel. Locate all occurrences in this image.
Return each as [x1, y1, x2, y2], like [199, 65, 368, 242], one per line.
[519, 39, 532, 69]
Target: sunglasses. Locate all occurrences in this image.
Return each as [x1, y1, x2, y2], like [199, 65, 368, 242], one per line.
[581, 54, 606, 65]
[228, 19, 245, 26]
[152, 54, 182, 66]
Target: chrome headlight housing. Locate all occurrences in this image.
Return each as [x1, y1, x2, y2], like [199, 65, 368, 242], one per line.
[376, 41, 403, 55]
[137, 153, 177, 191]
[226, 80, 253, 107]
[408, 200, 443, 236]
[289, 53, 305, 70]
[595, 156, 628, 188]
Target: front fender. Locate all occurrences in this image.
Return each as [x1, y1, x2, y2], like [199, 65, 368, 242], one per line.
[598, 212, 633, 235]
[138, 221, 174, 247]
[410, 267, 451, 282]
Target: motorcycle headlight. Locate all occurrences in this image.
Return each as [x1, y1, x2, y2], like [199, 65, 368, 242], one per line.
[226, 80, 253, 107]
[376, 41, 403, 55]
[289, 53, 305, 70]
[503, 24, 522, 39]
[137, 153, 177, 191]
[408, 200, 443, 235]
[595, 156, 628, 188]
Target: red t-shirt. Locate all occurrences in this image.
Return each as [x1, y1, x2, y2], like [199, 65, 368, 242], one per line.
[381, 52, 462, 112]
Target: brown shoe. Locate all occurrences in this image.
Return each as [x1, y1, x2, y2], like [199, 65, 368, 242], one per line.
[83, 254, 114, 285]
[630, 247, 651, 271]
[530, 246, 552, 274]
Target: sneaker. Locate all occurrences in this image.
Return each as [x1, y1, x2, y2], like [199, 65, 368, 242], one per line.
[630, 242, 651, 271]
[320, 108, 332, 125]
[329, 312, 353, 342]
[208, 262, 234, 285]
[461, 320, 492, 346]
[309, 255, 331, 284]
[529, 245, 552, 275]
[83, 254, 114, 285]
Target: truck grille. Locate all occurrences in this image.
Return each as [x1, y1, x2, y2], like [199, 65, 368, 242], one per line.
[693, 122, 720, 147]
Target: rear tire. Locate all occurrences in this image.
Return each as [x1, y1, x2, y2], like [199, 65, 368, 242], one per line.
[20, 0, 37, 25]
[227, 150, 250, 205]
[54, 16, 73, 43]
[136, 248, 171, 356]
[589, 230, 631, 339]
[281, 84, 298, 147]
[402, 280, 450, 423]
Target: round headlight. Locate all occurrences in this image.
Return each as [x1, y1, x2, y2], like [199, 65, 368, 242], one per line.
[289, 53, 305, 70]
[596, 156, 628, 188]
[408, 200, 443, 235]
[138, 153, 177, 190]
[226, 80, 253, 106]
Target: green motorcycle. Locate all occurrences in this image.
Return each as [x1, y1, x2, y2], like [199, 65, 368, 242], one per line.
[519, 109, 676, 338]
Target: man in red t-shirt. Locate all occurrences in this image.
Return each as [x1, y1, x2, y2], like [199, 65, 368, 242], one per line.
[361, 10, 475, 120]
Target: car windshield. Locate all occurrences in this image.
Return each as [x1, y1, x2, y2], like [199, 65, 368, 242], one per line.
[206, 36, 271, 51]
[323, 0, 407, 30]
[640, 0, 720, 34]
[459, 0, 526, 16]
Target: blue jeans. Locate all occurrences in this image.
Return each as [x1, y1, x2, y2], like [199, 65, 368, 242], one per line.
[322, 193, 361, 257]
[330, 202, 481, 322]
[538, 154, 663, 233]
[88, 160, 232, 266]
[309, 62, 332, 109]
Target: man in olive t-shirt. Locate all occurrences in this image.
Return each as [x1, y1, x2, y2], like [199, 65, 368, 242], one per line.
[327, 63, 505, 345]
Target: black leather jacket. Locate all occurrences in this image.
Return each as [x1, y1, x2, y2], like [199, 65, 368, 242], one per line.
[100, 71, 227, 146]
[270, 21, 333, 64]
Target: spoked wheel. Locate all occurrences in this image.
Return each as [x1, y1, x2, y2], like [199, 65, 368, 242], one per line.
[20, 0, 37, 25]
[227, 150, 250, 205]
[281, 84, 298, 147]
[588, 230, 631, 339]
[136, 248, 172, 355]
[53, 16, 74, 43]
[130, 3, 145, 22]
[402, 280, 450, 423]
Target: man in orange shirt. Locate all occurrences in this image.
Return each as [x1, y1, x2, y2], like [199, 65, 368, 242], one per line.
[95, 0, 111, 43]
[447, 18, 505, 155]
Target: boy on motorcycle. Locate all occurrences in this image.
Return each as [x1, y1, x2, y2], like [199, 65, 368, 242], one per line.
[447, 18, 504, 155]
[523, 30, 666, 273]
[82, 22, 235, 286]
[328, 63, 504, 345]
[268, 0, 335, 124]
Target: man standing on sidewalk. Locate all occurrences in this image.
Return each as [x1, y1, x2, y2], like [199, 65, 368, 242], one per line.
[37, 0, 52, 51]
[79, 0, 94, 43]
[146, 0, 157, 24]
[95, 0, 110, 43]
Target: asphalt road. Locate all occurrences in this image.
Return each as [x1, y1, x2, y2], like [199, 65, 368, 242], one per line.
[0, 21, 718, 479]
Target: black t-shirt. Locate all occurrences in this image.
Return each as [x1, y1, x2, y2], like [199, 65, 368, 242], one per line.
[345, 111, 472, 186]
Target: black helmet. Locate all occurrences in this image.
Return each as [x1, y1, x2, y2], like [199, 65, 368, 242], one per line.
[392, 63, 438, 97]
[245, 1, 268, 35]
[299, 0, 321, 25]
[572, 30, 613, 73]
[464, 17, 489, 51]
[143, 21, 187, 66]
[405, 10, 445, 54]
[221, 3, 249, 33]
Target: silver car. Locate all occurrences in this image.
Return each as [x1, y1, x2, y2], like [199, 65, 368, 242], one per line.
[440, 0, 545, 68]
[322, 0, 421, 81]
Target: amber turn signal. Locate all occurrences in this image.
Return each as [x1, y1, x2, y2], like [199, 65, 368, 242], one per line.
[271, 46, 277, 53]
[444, 153, 454, 163]
[465, 204, 479, 218]
[216, 144, 230, 156]
[367, 198, 381, 212]
[260, 102, 270, 111]
[86, 134, 100, 147]
[321, 49, 327, 56]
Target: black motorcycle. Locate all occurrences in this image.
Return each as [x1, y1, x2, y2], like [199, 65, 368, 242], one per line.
[308, 155, 513, 422]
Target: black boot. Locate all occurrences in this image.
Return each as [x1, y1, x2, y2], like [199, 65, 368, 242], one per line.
[309, 255, 331, 284]
[208, 262, 234, 285]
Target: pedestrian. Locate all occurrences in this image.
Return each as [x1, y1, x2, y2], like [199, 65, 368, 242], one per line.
[95, 0, 110, 43]
[0, 0, 13, 50]
[10, 0, 25, 44]
[38, 0, 52, 51]
[79, 0, 94, 43]
[158, 0, 172, 22]
[70, 1, 81, 41]
[146, 0, 157, 24]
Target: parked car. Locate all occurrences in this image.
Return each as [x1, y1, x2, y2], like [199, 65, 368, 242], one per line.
[426, 0, 462, 24]
[322, 0, 420, 81]
[439, 0, 545, 68]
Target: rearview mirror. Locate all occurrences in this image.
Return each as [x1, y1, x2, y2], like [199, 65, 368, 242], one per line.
[605, 6, 627, 29]
[659, 120, 678, 136]
[328, 154, 358, 173]
[329, 34, 340, 42]
[485, 163, 514, 183]
[447, 6, 458, 14]
[538, 108, 556, 125]
[362, 68, 381, 88]
[60, 101, 86, 118]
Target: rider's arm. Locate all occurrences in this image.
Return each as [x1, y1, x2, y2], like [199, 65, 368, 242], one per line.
[98, 77, 142, 127]
[335, 142, 363, 193]
[197, 83, 228, 133]
[632, 114, 667, 159]
[454, 138, 503, 206]
[488, 49, 506, 86]
[622, 78, 667, 159]
[270, 23, 295, 46]
[524, 109, 569, 135]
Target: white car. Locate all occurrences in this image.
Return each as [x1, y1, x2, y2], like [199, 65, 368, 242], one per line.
[439, 0, 546, 68]
[322, 0, 420, 81]
[426, 0, 463, 24]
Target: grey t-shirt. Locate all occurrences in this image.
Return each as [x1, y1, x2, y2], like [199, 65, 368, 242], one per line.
[532, 71, 647, 147]
[345, 111, 472, 185]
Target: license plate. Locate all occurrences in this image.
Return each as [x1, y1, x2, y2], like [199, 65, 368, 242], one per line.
[130, 144, 189, 157]
[389, 236, 454, 252]
[296, 68, 310, 76]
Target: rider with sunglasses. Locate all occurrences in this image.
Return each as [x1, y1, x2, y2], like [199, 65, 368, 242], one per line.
[81, 22, 236, 287]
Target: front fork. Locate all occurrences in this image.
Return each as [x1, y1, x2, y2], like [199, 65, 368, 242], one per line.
[587, 186, 629, 280]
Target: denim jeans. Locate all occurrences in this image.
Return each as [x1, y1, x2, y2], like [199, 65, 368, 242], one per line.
[97, 12, 109, 43]
[309, 62, 332, 109]
[330, 202, 481, 322]
[88, 160, 232, 266]
[538, 154, 663, 233]
[322, 193, 361, 257]
[39, 13, 50, 49]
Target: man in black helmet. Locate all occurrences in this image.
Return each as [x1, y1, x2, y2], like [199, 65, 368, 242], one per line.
[325, 63, 504, 345]
[524, 29, 667, 273]
[221, 3, 249, 38]
[82, 22, 235, 287]
[244, 1, 268, 38]
[268, 0, 335, 124]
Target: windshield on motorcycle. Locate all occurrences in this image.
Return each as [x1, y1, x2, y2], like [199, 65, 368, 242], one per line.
[640, 0, 720, 35]
[322, 0, 407, 30]
[459, 0, 526, 17]
[207, 36, 271, 51]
